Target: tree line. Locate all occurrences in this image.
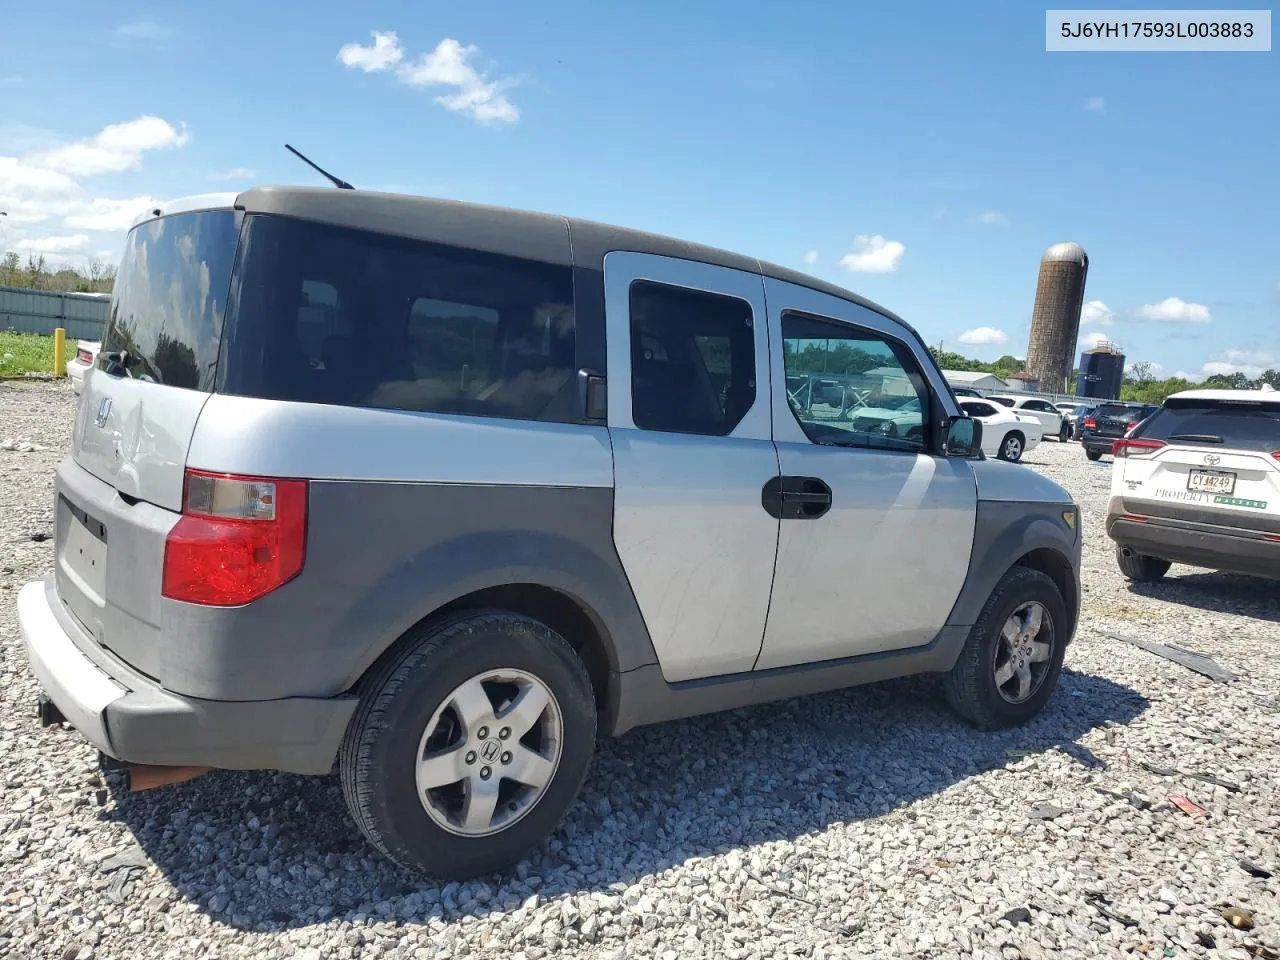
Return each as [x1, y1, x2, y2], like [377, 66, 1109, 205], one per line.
[0, 251, 117, 294]
[928, 347, 1278, 403]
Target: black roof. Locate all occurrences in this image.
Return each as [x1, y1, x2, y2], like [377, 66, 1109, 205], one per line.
[235, 186, 926, 345]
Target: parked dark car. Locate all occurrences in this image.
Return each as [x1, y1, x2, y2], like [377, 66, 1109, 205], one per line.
[1079, 402, 1160, 460]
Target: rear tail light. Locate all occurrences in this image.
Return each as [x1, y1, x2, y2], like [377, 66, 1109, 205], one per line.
[76, 348, 93, 364]
[1082, 417, 1097, 429]
[1113, 438, 1167, 458]
[162, 470, 307, 606]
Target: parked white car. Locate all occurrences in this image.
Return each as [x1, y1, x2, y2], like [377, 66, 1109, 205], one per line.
[988, 395, 1069, 442]
[65, 340, 99, 395]
[1106, 387, 1280, 582]
[959, 399, 1043, 462]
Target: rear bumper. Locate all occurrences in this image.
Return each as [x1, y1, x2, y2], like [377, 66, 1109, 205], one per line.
[1081, 435, 1118, 454]
[17, 579, 356, 774]
[1106, 510, 1280, 581]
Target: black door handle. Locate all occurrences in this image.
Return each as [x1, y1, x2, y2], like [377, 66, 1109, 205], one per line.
[761, 476, 833, 520]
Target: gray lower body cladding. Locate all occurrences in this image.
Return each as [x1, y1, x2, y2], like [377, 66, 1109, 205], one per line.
[1107, 496, 1280, 580]
[80, 477, 660, 703]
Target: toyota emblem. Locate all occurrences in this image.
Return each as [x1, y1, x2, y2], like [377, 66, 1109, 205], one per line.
[1203, 453, 1221, 465]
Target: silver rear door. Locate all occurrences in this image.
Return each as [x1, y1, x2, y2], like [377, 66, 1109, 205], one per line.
[604, 251, 779, 682]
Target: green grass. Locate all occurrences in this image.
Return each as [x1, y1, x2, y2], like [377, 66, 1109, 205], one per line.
[0, 331, 56, 378]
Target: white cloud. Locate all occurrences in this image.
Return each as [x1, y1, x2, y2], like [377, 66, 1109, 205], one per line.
[1080, 299, 1114, 326]
[64, 197, 159, 232]
[1080, 330, 1110, 349]
[31, 116, 188, 177]
[210, 167, 255, 181]
[1173, 370, 1204, 383]
[396, 39, 519, 124]
[339, 32, 520, 124]
[1084, 96, 1106, 112]
[338, 30, 405, 72]
[116, 20, 173, 42]
[839, 235, 904, 274]
[1199, 348, 1277, 380]
[803, 250, 818, 265]
[958, 327, 1008, 345]
[14, 234, 90, 253]
[0, 117, 185, 252]
[1135, 297, 1212, 323]
[975, 210, 1008, 226]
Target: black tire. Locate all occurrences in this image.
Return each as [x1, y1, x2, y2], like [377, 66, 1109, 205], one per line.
[943, 566, 1068, 729]
[1115, 545, 1171, 583]
[997, 431, 1025, 462]
[1085, 448, 1103, 461]
[340, 611, 596, 879]
[1058, 422, 1071, 442]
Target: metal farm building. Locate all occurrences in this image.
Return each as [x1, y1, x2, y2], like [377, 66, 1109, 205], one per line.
[0, 285, 110, 341]
[1025, 242, 1089, 394]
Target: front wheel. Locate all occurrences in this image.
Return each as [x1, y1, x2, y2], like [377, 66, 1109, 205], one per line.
[997, 432, 1025, 462]
[340, 611, 597, 879]
[943, 566, 1068, 729]
[1085, 448, 1103, 461]
[1116, 546, 1171, 583]
[1058, 422, 1071, 442]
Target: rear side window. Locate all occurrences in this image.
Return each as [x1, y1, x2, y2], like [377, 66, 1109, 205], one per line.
[961, 401, 998, 418]
[219, 216, 577, 422]
[989, 396, 1015, 407]
[628, 280, 756, 436]
[1137, 401, 1280, 453]
[99, 210, 240, 390]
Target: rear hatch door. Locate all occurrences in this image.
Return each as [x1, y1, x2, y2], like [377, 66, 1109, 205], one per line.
[61, 205, 240, 674]
[1120, 397, 1280, 525]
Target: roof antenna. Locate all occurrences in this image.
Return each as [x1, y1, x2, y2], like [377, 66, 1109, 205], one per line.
[284, 144, 355, 190]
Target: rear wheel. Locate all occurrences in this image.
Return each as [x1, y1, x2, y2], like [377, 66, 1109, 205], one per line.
[1058, 422, 1071, 442]
[340, 611, 596, 879]
[997, 432, 1025, 462]
[1085, 448, 1103, 461]
[1115, 546, 1171, 583]
[944, 567, 1068, 729]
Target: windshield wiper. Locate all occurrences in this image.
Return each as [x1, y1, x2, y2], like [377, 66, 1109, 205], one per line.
[1168, 433, 1224, 443]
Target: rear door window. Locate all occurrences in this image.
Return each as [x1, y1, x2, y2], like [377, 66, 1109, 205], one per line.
[219, 215, 577, 422]
[1138, 401, 1280, 453]
[99, 210, 240, 390]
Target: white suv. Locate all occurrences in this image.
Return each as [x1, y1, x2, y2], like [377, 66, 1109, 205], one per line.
[988, 396, 1069, 442]
[1107, 387, 1280, 582]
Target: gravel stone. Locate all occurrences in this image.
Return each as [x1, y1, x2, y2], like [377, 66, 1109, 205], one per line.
[1, 381, 1278, 959]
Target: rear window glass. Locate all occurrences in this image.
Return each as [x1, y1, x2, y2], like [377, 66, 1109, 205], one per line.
[99, 210, 240, 390]
[1138, 401, 1280, 453]
[1095, 403, 1155, 419]
[218, 215, 577, 422]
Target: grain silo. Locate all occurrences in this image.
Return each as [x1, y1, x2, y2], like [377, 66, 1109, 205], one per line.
[1025, 242, 1089, 394]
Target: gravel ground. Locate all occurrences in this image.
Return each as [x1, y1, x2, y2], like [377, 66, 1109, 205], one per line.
[1, 380, 1277, 960]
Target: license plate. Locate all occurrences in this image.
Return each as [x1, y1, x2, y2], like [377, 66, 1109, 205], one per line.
[1187, 468, 1236, 495]
[61, 507, 108, 601]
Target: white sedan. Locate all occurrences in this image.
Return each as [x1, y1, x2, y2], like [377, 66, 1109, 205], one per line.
[65, 340, 99, 395]
[987, 394, 1069, 441]
[960, 399, 1043, 462]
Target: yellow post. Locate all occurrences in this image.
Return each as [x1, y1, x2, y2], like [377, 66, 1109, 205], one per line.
[53, 327, 66, 377]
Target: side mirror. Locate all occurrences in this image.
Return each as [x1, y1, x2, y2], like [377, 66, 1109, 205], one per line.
[945, 415, 982, 457]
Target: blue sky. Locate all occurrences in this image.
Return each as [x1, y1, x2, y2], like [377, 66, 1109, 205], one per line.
[2, 0, 1276, 380]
